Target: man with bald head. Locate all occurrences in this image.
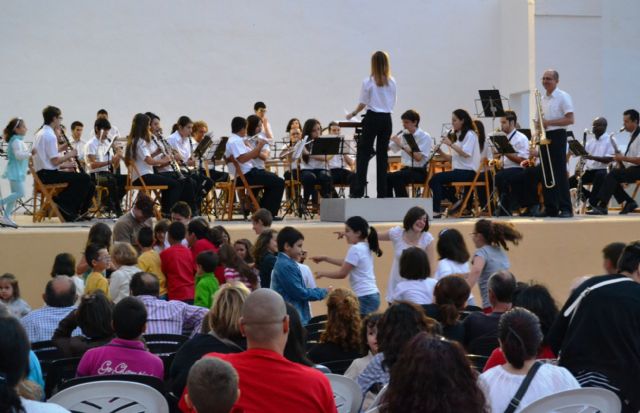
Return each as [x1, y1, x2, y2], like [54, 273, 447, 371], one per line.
[21, 275, 78, 343]
[569, 117, 614, 207]
[185, 289, 337, 413]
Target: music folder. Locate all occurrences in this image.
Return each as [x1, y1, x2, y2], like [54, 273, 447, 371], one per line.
[310, 136, 342, 156]
[479, 89, 506, 118]
[489, 133, 516, 154]
[402, 133, 421, 153]
[212, 136, 229, 161]
[568, 139, 589, 157]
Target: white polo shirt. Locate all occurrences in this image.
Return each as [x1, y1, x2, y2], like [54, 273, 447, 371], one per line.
[247, 133, 269, 170]
[452, 130, 481, 171]
[132, 138, 157, 181]
[359, 76, 397, 113]
[389, 128, 433, 168]
[623, 129, 640, 168]
[84, 136, 112, 173]
[33, 125, 60, 171]
[328, 154, 354, 170]
[584, 134, 614, 170]
[301, 138, 330, 170]
[502, 129, 530, 169]
[225, 133, 253, 177]
[541, 88, 574, 131]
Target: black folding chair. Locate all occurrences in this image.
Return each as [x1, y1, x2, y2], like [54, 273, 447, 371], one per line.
[143, 334, 188, 356]
[322, 359, 356, 375]
[308, 314, 328, 324]
[467, 354, 489, 372]
[44, 357, 81, 398]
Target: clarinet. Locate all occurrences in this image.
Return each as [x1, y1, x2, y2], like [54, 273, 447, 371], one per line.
[60, 130, 85, 174]
[152, 134, 185, 180]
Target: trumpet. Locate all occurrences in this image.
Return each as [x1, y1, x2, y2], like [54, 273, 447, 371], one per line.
[532, 89, 555, 188]
[244, 133, 271, 145]
[152, 134, 185, 180]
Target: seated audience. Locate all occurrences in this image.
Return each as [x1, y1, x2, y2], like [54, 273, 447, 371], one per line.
[169, 286, 248, 397]
[423, 275, 470, 343]
[479, 308, 580, 412]
[253, 229, 278, 289]
[21, 276, 77, 343]
[308, 288, 363, 364]
[357, 301, 440, 395]
[77, 296, 164, 379]
[463, 270, 515, 355]
[51, 252, 84, 298]
[187, 219, 224, 285]
[53, 291, 114, 357]
[0, 315, 70, 413]
[0, 273, 31, 318]
[185, 358, 240, 413]
[251, 208, 273, 236]
[194, 251, 221, 309]
[108, 242, 141, 303]
[391, 247, 437, 305]
[153, 219, 171, 253]
[83, 243, 110, 297]
[380, 332, 487, 413]
[218, 244, 259, 291]
[234, 239, 255, 266]
[161, 221, 196, 303]
[548, 241, 640, 413]
[75, 222, 112, 277]
[130, 272, 207, 336]
[112, 194, 154, 246]
[181, 289, 337, 413]
[483, 283, 558, 371]
[345, 313, 382, 380]
[283, 302, 314, 367]
[136, 227, 167, 298]
[602, 241, 626, 274]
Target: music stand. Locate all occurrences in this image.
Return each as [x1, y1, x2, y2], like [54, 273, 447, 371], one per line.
[310, 136, 342, 157]
[568, 139, 589, 157]
[212, 137, 228, 163]
[476, 89, 509, 130]
[489, 133, 516, 155]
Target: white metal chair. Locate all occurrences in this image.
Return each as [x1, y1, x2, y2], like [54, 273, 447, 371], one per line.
[519, 387, 621, 413]
[365, 384, 388, 413]
[326, 373, 363, 413]
[48, 380, 169, 413]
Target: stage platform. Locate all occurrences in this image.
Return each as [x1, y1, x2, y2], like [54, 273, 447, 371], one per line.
[2, 213, 639, 316]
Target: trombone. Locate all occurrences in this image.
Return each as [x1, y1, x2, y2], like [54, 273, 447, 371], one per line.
[533, 89, 556, 188]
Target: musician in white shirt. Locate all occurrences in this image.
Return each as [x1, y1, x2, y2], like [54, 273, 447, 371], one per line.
[192, 120, 229, 183]
[387, 110, 433, 197]
[33, 105, 92, 221]
[299, 119, 332, 210]
[588, 109, 640, 215]
[70, 121, 86, 170]
[225, 116, 284, 218]
[347, 51, 397, 198]
[95, 108, 121, 140]
[493, 110, 530, 214]
[246, 115, 271, 171]
[326, 122, 355, 196]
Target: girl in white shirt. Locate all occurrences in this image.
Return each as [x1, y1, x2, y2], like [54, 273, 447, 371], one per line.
[124, 113, 181, 217]
[391, 247, 437, 305]
[429, 109, 481, 217]
[435, 228, 471, 280]
[299, 119, 332, 211]
[313, 216, 382, 315]
[1, 118, 30, 227]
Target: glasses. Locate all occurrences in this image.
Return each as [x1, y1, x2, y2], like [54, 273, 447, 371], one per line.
[541, 77, 554, 81]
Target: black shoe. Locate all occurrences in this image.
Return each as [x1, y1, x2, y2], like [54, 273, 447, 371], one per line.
[586, 205, 608, 215]
[272, 216, 284, 221]
[558, 210, 574, 218]
[620, 200, 638, 215]
[534, 207, 556, 217]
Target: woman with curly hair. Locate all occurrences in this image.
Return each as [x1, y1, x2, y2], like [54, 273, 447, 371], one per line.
[218, 243, 259, 290]
[356, 301, 440, 395]
[308, 288, 363, 364]
[380, 332, 488, 413]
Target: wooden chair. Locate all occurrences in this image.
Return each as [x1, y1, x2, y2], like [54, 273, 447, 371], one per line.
[446, 159, 492, 217]
[124, 163, 167, 219]
[89, 185, 110, 218]
[223, 156, 263, 220]
[420, 157, 451, 198]
[29, 161, 68, 223]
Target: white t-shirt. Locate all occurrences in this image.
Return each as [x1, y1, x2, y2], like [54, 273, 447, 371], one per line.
[435, 258, 470, 280]
[584, 134, 614, 170]
[386, 226, 434, 302]
[501, 130, 530, 169]
[623, 128, 640, 167]
[541, 88, 574, 131]
[165, 131, 193, 172]
[452, 130, 481, 171]
[328, 153, 354, 170]
[298, 262, 316, 316]
[479, 364, 580, 413]
[392, 278, 437, 305]
[358, 76, 397, 113]
[132, 139, 156, 180]
[33, 125, 60, 171]
[344, 242, 379, 297]
[84, 136, 112, 173]
[21, 398, 70, 413]
[388, 128, 433, 168]
[247, 133, 270, 170]
[225, 133, 253, 176]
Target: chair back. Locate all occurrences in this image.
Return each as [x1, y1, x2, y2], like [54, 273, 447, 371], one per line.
[326, 373, 363, 413]
[308, 314, 328, 324]
[305, 321, 327, 335]
[366, 383, 388, 413]
[466, 354, 489, 372]
[143, 333, 188, 355]
[466, 334, 499, 357]
[519, 388, 621, 413]
[32, 340, 62, 361]
[58, 373, 166, 395]
[49, 380, 169, 413]
[44, 356, 81, 398]
[323, 359, 356, 375]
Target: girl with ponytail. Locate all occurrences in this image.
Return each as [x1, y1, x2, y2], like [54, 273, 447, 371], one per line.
[469, 219, 522, 308]
[313, 216, 382, 315]
[0, 118, 30, 228]
[479, 308, 579, 412]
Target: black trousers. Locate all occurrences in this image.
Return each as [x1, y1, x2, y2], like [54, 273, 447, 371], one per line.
[351, 111, 392, 198]
[300, 169, 332, 204]
[495, 167, 526, 210]
[159, 171, 197, 214]
[428, 169, 476, 213]
[207, 168, 230, 183]
[243, 168, 285, 217]
[512, 166, 541, 208]
[330, 168, 355, 197]
[188, 172, 214, 214]
[37, 169, 93, 220]
[539, 129, 572, 214]
[568, 169, 606, 205]
[135, 173, 181, 215]
[93, 172, 127, 215]
[595, 166, 640, 206]
[387, 167, 427, 197]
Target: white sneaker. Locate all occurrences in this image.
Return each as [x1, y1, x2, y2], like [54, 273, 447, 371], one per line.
[0, 216, 18, 228]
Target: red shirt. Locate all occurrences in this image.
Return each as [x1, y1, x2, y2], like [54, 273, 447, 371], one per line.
[180, 348, 337, 413]
[160, 244, 195, 301]
[191, 239, 225, 285]
[483, 345, 556, 372]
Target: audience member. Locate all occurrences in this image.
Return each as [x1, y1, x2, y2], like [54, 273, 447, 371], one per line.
[183, 289, 337, 413]
[218, 244, 258, 291]
[83, 243, 111, 297]
[170, 286, 248, 397]
[272, 227, 329, 325]
[161, 221, 196, 303]
[381, 332, 488, 413]
[251, 208, 273, 235]
[52, 291, 114, 357]
[253, 229, 278, 288]
[463, 270, 516, 354]
[479, 308, 579, 413]
[423, 275, 470, 343]
[108, 242, 141, 303]
[136, 227, 167, 298]
[51, 252, 84, 298]
[0, 273, 31, 318]
[434, 227, 471, 279]
[0, 315, 70, 413]
[112, 194, 154, 246]
[187, 219, 224, 285]
[602, 241, 625, 274]
[344, 313, 382, 379]
[308, 288, 363, 364]
[153, 219, 171, 253]
[185, 358, 239, 413]
[548, 241, 640, 412]
[213, 225, 231, 245]
[194, 251, 220, 309]
[283, 302, 314, 367]
[130, 272, 207, 336]
[234, 239, 255, 265]
[390, 247, 436, 305]
[77, 296, 164, 379]
[21, 276, 77, 343]
[76, 222, 113, 276]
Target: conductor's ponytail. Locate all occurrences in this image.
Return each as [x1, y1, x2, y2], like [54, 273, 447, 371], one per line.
[345, 216, 383, 257]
